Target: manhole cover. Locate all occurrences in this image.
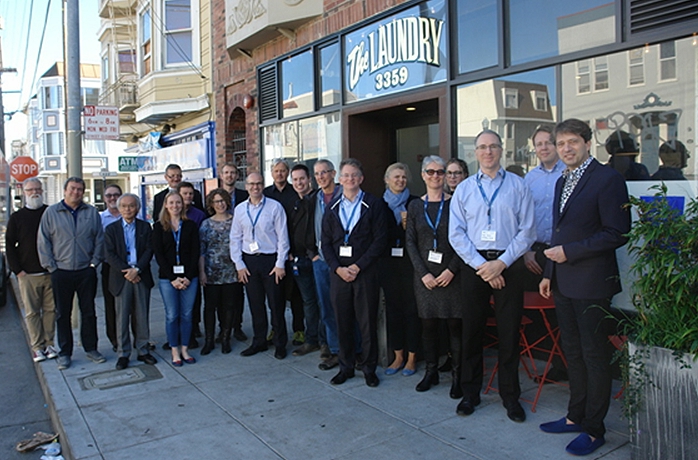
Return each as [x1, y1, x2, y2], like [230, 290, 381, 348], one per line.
[78, 365, 163, 390]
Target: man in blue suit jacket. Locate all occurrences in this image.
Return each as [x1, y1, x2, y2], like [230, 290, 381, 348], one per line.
[105, 193, 156, 370]
[539, 119, 630, 456]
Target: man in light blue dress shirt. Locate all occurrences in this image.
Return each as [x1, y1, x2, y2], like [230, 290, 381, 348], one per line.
[230, 172, 290, 360]
[449, 129, 536, 422]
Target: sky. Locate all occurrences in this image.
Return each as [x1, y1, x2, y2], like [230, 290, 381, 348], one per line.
[0, 0, 101, 153]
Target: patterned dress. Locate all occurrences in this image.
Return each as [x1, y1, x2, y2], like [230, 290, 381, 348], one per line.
[199, 217, 237, 285]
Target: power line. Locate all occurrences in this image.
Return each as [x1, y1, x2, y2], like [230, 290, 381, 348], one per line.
[27, 0, 52, 105]
[18, 0, 35, 107]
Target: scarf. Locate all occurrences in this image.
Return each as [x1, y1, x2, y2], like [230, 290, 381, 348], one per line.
[383, 187, 410, 225]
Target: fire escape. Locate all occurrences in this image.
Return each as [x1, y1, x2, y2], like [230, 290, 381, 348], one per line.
[98, 0, 139, 139]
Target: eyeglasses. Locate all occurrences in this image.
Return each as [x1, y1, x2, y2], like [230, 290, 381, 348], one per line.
[340, 173, 361, 179]
[424, 169, 445, 177]
[24, 188, 42, 193]
[166, 174, 183, 180]
[212, 199, 226, 205]
[104, 193, 121, 198]
[475, 144, 503, 151]
[246, 182, 264, 187]
[446, 170, 463, 176]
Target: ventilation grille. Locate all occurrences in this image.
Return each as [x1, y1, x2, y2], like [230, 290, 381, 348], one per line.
[259, 66, 278, 123]
[629, 0, 698, 35]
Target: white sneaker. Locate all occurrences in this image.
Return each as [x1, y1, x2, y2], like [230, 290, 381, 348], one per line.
[32, 349, 46, 363]
[44, 345, 59, 359]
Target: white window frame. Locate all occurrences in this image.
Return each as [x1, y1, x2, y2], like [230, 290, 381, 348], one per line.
[594, 56, 609, 91]
[138, 4, 152, 77]
[503, 88, 518, 109]
[156, 0, 201, 70]
[531, 90, 547, 111]
[659, 41, 676, 82]
[628, 48, 645, 86]
[576, 60, 590, 94]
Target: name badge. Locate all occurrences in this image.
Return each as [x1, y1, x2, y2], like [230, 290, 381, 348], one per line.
[249, 241, 259, 253]
[340, 246, 353, 257]
[481, 230, 497, 242]
[427, 250, 443, 264]
[173, 265, 185, 274]
[391, 247, 404, 257]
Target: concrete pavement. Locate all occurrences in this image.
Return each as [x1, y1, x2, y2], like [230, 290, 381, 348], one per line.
[12, 277, 631, 459]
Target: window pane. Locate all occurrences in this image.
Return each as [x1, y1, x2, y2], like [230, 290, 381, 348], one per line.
[509, 0, 616, 65]
[629, 64, 644, 85]
[165, 0, 191, 30]
[456, 0, 498, 74]
[119, 50, 136, 73]
[319, 42, 340, 107]
[455, 67, 556, 174]
[660, 41, 675, 59]
[141, 10, 151, 42]
[661, 60, 676, 80]
[166, 31, 192, 64]
[281, 50, 314, 118]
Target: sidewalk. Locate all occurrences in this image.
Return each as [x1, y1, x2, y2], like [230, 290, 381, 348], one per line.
[22, 280, 631, 459]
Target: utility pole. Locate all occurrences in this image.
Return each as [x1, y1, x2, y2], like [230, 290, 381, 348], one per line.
[65, 0, 82, 177]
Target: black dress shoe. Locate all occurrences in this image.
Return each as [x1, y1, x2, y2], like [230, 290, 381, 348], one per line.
[240, 345, 267, 357]
[115, 357, 129, 370]
[162, 342, 171, 350]
[188, 337, 199, 349]
[456, 396, 481, 416]
[505, 401, 526, 423]
[137, 354, 157, 365]
[364, 372, 379, 387]
[330, 371, 354, 385]
[233, 329, 248, 342]
[274, 346, 287, 360]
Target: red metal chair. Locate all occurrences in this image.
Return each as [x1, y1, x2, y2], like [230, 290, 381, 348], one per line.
[483, 314, 534, 394]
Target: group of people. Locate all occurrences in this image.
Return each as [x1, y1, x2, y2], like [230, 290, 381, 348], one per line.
[7, 118, 632, 457]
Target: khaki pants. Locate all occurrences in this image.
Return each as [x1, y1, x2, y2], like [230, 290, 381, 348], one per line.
[18, 274, 56, 351]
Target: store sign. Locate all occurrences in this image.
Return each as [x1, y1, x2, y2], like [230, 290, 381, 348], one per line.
[344, 0, 447, 102]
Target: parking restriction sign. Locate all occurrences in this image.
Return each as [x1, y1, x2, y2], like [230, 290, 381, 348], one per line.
[84, 105, 120, 140]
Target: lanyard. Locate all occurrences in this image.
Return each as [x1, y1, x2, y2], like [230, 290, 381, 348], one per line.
[341, 191, 363, 245]
[476, 171, 506, 227]
[424, 193, 445, 251]
[172, 222, 182, 265]
[246, 197, 266, 240]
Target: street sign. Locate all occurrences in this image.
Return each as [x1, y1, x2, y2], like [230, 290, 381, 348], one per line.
[9, 156, 40, 182]
[84, 105, 120, 140]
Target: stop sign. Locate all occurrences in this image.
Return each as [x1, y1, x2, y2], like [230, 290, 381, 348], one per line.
[10, 156, 40, 182]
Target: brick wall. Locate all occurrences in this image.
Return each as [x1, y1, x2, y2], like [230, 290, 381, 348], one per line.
[211, 0, 410, 174]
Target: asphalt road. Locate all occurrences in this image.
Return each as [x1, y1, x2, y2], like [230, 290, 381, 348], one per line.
[0, 286, 56, 459]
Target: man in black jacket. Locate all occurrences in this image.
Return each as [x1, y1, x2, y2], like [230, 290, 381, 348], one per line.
[104, 193, 156, 370]
[152, 164, 204, 221]
[6, 178, 57, 363]
[322, 158, 387, 387]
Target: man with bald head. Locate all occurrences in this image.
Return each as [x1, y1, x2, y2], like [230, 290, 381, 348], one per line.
[230, 172, 290, 359]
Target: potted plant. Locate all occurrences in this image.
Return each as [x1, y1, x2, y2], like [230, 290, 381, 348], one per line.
[619, 184, 698, 460]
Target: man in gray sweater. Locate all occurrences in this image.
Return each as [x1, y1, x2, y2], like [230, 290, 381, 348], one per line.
[38, 177, 105, 370]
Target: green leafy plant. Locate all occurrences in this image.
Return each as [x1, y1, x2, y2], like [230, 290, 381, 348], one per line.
[616, 184, 698, 417]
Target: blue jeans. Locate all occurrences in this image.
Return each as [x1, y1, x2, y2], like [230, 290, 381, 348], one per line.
[159, 278, 199, 348]
[294, 256, 323, 345]
[313, 258, 339, 354]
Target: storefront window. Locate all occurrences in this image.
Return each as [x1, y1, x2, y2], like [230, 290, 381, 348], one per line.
[508, 0, 616, 66]
[456, 0, 498, 74]
[262, 113, 341, 185]
[319, 42, 341, 107]
[282, 50, 315, 118]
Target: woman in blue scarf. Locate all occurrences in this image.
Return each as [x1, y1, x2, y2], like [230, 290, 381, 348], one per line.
[381, 163, 420, 376]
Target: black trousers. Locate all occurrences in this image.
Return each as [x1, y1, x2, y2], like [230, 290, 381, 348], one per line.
[460, 258, 525, 403]
[52, 267, 98, 357]
[382, 257, 420, 354]
[242, 254, 287, 349]
[553, 288, 614, 439]
[203, 283, 242, 336]
[330, 265, 380, 374]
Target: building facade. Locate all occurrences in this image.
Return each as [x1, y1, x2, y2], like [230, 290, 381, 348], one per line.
[99, 0, 215, 220]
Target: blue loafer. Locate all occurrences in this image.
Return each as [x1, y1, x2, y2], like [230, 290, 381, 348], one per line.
[384, 363, 404, 375]
[565, 433, 605, 456]
[402, 367, 416, 376]
[540, 417, 583, 433]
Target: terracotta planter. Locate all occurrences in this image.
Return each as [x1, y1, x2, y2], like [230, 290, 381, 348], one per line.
[629, 343, 698, 459]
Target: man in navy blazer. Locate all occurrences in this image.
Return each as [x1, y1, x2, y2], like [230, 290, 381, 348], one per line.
[105, 193, 156, 370]
[322, 158, 387, 388]
[539, 119, 630, 457]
